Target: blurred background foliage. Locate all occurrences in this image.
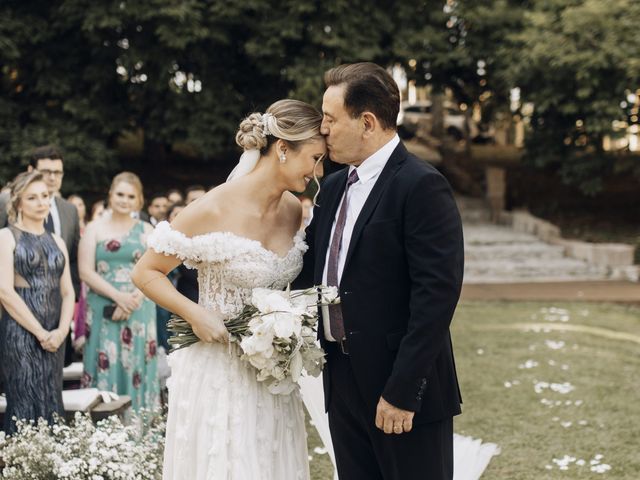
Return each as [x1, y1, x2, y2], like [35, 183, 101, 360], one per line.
[1, 0, 639, 195]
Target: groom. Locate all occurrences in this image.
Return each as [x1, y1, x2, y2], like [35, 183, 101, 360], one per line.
[297, 62, 464, 479]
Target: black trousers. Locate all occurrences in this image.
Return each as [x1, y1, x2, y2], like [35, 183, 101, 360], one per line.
[327, 344, 454, 480]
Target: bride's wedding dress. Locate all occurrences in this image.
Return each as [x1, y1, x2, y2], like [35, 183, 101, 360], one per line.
[148, 221, 310, 480]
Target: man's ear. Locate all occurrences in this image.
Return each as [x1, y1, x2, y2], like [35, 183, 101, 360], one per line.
[362, 112, 377, 137]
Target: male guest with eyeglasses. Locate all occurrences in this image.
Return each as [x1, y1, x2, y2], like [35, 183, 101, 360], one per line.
[0, 146, 80, 364]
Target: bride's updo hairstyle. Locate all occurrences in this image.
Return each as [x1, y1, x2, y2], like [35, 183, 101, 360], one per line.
[235, 99, 323, 154]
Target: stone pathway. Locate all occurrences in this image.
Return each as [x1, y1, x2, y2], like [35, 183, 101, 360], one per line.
[458, 197, 611, 284]
[460, 280, 640, 303]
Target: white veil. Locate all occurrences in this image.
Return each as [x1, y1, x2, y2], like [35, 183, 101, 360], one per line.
[226, 149, 261, 182]
[226, 112, 277, 183]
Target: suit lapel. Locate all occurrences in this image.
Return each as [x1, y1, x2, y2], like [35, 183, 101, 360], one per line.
[56, 197, 74, 245]
[55, 197, 66, 241]
[342, 143, 407, 273]
[314, 169, 348, 282]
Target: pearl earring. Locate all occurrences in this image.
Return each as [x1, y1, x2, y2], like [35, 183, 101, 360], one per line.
[279, 152, 287, 163]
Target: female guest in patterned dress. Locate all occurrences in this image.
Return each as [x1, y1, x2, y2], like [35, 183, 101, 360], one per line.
[0, 171, 75, 433]
[79, 172, 159, 410]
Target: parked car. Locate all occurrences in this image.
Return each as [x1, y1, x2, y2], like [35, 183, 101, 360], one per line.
[398, 100, 480, 141]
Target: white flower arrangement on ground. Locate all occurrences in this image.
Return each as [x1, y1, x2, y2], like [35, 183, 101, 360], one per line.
[0, 410, 165, 479]
[168, 285, 339, 395]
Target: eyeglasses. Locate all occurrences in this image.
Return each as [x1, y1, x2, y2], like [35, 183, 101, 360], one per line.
[38, 169, 64, 178]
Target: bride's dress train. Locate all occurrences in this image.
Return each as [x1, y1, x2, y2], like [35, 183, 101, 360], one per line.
[299, 375, 500, 480]
[452, 433, 501, 480]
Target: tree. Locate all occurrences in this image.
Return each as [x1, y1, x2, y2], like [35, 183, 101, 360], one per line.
[391, 1, 526, 115]
[0, 0, 402, 192]
[4, 0, 637, 196]
[504, 0, 640, 194]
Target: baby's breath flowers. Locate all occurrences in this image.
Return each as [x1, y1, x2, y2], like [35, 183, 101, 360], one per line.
[0, 410, 164, 479]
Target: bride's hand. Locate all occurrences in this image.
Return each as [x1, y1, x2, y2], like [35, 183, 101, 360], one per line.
[191, 310, 229, 344]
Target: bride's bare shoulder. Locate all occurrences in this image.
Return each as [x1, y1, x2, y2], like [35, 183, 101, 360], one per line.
[169, 184, 236, 237]
[282, 191, 303, 220]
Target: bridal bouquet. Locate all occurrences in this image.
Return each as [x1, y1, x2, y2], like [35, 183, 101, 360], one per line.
[168, 285, 339, 395]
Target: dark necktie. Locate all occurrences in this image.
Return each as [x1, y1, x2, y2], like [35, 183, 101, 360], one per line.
[44, 212, 54, 233]
[327, 169, 359, 341]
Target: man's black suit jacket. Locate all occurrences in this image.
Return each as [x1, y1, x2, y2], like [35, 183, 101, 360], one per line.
[297, 141, 464, 425]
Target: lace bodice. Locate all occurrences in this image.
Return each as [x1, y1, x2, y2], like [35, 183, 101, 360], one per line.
[147, 221, 307, 316]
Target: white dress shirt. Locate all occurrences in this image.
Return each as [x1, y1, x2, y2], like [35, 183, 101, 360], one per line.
[322, 134, 400, 341]
[49, 196, 62, 236]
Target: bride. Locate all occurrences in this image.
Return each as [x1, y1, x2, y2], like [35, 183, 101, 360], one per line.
[131, 99, 325, 480]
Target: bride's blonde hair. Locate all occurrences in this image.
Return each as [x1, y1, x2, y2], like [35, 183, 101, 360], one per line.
[234, 100, 325, 203]
[235, 99, 323, 153]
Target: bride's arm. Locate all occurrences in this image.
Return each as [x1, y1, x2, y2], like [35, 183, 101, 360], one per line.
[131, 250, 228, 344]
[132, 206, 229, 344]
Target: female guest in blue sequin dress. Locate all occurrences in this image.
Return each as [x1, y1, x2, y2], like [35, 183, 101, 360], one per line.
[0, 171, 75, 433]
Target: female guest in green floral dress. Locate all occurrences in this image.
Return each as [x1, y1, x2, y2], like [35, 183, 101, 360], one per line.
[79, 172, 159, 411]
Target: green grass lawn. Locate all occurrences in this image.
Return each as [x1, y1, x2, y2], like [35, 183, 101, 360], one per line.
[308, 301, 640, 479]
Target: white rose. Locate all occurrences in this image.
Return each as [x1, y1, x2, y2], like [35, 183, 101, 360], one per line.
[240, 327, 274, 356]
[251, 289, 290, 313]
[272, 312, 302, 339]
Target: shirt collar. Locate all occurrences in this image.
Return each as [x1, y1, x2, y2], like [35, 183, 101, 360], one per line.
[349, 134, 400, 184]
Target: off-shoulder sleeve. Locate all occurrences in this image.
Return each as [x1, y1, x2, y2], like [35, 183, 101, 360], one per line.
[146, 221, 257, 268]
[292, 230, 308, 255]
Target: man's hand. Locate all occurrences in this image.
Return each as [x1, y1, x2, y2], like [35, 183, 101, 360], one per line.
[375, 396, 415, 435]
